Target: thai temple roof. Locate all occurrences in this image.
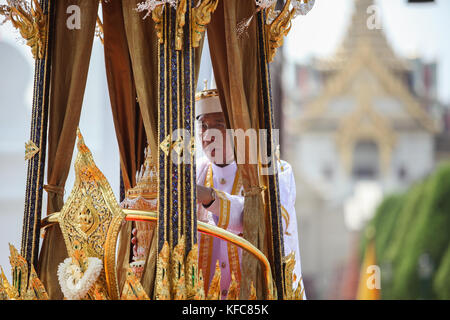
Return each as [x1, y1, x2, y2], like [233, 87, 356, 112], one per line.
[316, 0, 410, 72]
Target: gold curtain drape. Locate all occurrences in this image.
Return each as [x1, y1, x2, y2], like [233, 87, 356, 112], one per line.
[37, 0, 99, 299]
[207, 0, 268, 299]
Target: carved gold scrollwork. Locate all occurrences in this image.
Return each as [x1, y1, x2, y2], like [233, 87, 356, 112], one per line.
[25, 140, 39, 161]
[192, 0, 219, 48]
[151, 2, 187, 49]
[283, 252, 304, 300]
[0, 245, 49, 300]
[265, 0, 295, 63]
[4, 0, 47, 60]
[58, 129, 125, 300]
[149, 0, 217, 50]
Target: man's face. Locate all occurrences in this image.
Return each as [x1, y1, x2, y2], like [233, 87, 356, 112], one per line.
[197, 112, 233, 165]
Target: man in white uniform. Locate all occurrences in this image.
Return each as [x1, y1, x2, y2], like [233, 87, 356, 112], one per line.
[195, 86, 306, 300]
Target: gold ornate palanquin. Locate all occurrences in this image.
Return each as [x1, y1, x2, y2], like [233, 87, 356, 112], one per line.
[0, 0, 314, 301]
[120, 146, 158, 279]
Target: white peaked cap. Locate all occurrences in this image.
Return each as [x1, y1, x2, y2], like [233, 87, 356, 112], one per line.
[195, 79, 223, 118]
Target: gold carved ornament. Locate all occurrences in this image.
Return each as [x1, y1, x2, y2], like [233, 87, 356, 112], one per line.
[1, 0, 47, 60]
[155, 241, 171, 299]
[39, 132, 304, 300]
[44, 208, 280, 299]
[95, 15, 104, 45]
[171, 237, 187, 299]
[283, 252, 305, 300]
[206, 261, 221, 300]
[25, 140, 40, 161]
[265, 0, 295, 63]
[139, 0, 218, 49]
[121, 268, 150, 300]
[191, 0, 219, 48]
[175, 0, 187, 50]
[264, 0, 315, 63]
[57, 129, 125, 300]
[0, 244, 49, 300]
[150, 0, 187, 51]
[160, 134, 188, 157]
[152, 4, 165, 43]
[226, 272, 240, 300]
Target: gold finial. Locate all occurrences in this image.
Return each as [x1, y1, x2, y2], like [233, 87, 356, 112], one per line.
[195, 80, 219, 101]
[206, 261, 221, 300]
[127, 145, 158, 200]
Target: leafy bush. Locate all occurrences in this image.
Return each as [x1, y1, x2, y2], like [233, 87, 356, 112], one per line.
[360, 163, 450, 299]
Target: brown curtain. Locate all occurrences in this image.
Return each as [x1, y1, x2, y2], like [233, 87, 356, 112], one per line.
[102, 0, 149, 294]
[122, 0, 160, 154]
[103, 0, 147, 192]
[37, 0, 99, 299]
[207, 0, 268, 299]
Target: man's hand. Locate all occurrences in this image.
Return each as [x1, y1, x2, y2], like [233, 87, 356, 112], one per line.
[196, 184, 215, 207]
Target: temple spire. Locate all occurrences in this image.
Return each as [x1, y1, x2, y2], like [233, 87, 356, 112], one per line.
[318, 0, 409, 72]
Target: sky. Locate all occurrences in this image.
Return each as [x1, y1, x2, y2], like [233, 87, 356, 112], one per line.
[285, 0, 450, 105]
